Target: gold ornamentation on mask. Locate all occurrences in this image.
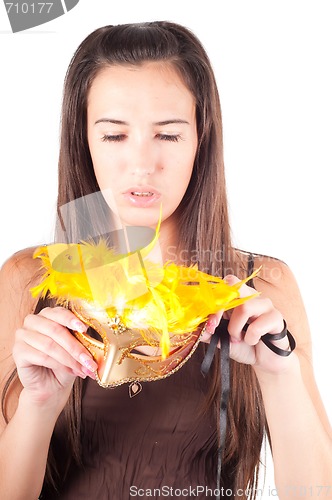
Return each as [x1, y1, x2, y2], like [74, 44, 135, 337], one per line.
[68, 297, 205, 388]
[107, 315, 127, 335]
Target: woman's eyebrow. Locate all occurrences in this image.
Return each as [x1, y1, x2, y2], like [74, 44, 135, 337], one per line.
[95, 118, 129, 125]
[94, 118, 190, 126]
[154, 119, 190, 126]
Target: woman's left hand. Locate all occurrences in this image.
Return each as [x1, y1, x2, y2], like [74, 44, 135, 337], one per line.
[201, 274, 296, 374]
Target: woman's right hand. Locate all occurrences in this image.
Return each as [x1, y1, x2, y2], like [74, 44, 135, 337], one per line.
[12, 306, 98, 413]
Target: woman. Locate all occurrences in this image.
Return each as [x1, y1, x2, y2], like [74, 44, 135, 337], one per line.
[0, 21, 331, 499]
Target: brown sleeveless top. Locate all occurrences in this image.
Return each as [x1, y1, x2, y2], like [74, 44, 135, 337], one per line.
[41, 344, 219, 499]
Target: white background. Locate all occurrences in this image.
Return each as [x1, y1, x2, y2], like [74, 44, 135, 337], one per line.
[1, 1, 331, 496]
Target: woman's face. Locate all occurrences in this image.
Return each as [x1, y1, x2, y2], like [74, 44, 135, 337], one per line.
[87, 62, 198, 231]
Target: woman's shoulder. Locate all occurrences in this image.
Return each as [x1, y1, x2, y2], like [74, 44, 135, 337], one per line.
[1, 245, 39, 267]
[234, 248, 290, 285]
[0, 246, 43, 293]
[235, 248, 299, 299]
[235, 248, 309, 349]
[0, 246, 42, 343]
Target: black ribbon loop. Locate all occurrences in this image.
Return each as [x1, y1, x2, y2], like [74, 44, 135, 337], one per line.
[261, 321, 296, 356]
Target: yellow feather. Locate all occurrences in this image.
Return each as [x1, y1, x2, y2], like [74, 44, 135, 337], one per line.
[30, 236, 260, 358]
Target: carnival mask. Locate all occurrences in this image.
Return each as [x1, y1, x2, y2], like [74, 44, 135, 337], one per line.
[31, 226, 257, 389]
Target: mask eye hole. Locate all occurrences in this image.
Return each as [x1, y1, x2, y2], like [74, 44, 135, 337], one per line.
[129, 345, 183, 360]
[87, 326, 104, 343]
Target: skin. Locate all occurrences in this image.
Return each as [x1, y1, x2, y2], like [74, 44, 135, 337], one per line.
[0, 62, 331, 499]
[87, 62, 198, 250]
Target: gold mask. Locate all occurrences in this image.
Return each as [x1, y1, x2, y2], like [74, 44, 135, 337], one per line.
[69, 299, 203, 388]
[31, 233, 257, 388]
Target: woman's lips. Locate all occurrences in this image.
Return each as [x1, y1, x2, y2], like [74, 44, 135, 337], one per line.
[123, 187, 161, 207]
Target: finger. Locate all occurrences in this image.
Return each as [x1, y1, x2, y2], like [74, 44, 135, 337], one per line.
[13, 336, 84, 377]
[223, 274, 240, 285]
[224, 274, 256, 297]
[23, 312, 98, 373]
[37, 306, 87, 333]
[200, 328, 221, 349]
[14, 344, 88, 389]
[14, 328, 91, 378]
[229, 338, 256, 365]
[227, 297, 282, 342]
[243, 311, 285, 346]
[205, 310, 224, 335]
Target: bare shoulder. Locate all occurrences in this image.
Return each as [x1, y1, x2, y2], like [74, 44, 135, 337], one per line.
[0, 246, 41, 283]
[0, 245, 42, 343]
[250, 253, 310, 352]
[1, 246, 42, 314]
[0, 247, 42, 419]
[235, 249, 308, 347]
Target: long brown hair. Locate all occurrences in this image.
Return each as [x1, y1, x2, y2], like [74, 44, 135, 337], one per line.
[2, 21, 266, 498]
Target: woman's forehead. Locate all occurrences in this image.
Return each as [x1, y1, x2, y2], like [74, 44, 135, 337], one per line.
[87, 62, 196, 121]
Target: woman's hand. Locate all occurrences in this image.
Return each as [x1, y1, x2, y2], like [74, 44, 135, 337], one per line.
[12, 306, 98, 412]
[201, 275, 297, 374]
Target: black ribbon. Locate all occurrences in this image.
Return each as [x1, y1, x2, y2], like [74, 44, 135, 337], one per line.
[200, 318, 296, 500]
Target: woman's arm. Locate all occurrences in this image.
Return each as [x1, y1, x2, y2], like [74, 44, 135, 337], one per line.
[203, 256, 332, 498]
[0, 250, 49, 499]
[0, 250, 97, 499]
[253, 257, 332, 498]
[0, 388, 65, 499]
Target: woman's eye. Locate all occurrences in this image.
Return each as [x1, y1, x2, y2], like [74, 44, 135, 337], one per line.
[101, 134, 181, 143]
[101, 134, 126, 142]
[157, 134, 181, 142]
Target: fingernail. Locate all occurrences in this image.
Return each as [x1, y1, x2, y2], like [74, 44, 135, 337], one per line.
[206, 318, 218, 331]
[79, 352, 98, 372]
[81, 365, 96, 380]
[72, 319, 87, 333]
[230, 337, 241, 344]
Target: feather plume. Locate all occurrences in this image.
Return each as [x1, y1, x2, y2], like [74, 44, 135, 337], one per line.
[31, 238, 259, 359]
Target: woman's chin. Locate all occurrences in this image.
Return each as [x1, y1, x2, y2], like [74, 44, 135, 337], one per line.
[119, 209, 161, 229]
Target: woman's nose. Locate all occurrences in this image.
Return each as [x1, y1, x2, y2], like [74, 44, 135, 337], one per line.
[129, 140, 156, 176]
